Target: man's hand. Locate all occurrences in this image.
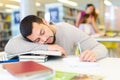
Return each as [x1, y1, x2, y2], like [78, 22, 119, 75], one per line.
[47, 44, 67, 56]
[79, 50, 97, 62]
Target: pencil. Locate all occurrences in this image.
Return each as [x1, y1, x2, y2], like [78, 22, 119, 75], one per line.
[77, 42, 82, 55]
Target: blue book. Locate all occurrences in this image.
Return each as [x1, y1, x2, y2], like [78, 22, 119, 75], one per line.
[0, 56, 19, 63]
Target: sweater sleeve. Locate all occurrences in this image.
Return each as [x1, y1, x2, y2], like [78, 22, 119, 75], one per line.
[91, 43, 108, 60]
[56, 22, 108, 60]
[78, 30, 108, 60]
[5, 35, 48, 54]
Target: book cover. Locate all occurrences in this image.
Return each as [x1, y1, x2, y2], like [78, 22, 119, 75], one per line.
[49, 71, 104, 80]
[3, 61, 53, 77]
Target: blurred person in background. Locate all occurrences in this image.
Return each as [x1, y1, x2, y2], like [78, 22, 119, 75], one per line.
[79, 14, 103, 37]
[75, 4, 99, 33]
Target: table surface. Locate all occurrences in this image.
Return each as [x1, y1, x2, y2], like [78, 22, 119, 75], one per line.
[0, 55, 120, 80]
[95, 36, 120, 42]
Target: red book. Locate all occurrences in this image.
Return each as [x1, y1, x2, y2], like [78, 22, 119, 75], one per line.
[3, 61, 53, 78]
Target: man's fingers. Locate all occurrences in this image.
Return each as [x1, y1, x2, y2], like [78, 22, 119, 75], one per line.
[87, 54, 96, 62]
[61, 48, 67, 57]
[80, 50, 89, 61]
[83, 51, 91, 61]
[80, 50, 88, 59]
[79, 50, 97, 62]
[62, 51, 67, 57]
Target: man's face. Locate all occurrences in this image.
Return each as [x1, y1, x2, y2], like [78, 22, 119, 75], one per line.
[27, 22, 55, 44]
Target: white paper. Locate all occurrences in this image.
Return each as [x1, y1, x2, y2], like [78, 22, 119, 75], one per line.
[62, 56, 99, 68]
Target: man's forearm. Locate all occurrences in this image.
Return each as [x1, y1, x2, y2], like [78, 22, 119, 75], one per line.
[91, 44, 108, 60]
[5, 36, 48, 54]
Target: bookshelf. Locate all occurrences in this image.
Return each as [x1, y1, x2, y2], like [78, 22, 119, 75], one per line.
[0, 12, 11, 51]
[37, 10, 45, 18]
[63, 5, 80, 25]
[45, 3, 80, 25]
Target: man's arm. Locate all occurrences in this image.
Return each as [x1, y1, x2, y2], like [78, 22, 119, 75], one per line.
[5, 35, 48, 54]
[5, 35, 67, 56]
[78, 32, 108, 61]
[56, 22, 108, 61]
[80, 40, 108, 61]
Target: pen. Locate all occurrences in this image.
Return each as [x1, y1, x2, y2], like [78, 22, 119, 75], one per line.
[77, 42, 82, 55]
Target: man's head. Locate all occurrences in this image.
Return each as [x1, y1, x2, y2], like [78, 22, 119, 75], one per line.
[20, 15, 56, 44]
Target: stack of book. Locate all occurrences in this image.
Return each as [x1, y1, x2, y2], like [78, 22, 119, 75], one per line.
[19, 50, 62, 63]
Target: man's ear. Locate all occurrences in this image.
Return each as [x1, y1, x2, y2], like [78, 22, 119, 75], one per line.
[42, 19, 49, 26]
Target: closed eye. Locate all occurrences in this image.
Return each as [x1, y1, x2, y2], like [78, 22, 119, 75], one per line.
[40, 29, 45, 36]
[34, 38, 40, 43]
[33, 28, 45, 43]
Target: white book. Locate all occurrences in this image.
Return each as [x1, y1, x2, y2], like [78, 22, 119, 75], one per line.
[20, 58, 48, 63]
[23, 50, 62, 56]
[19, 54, 47, 59]
[19, 55, 47, 59]
[20, 57, 47, 60]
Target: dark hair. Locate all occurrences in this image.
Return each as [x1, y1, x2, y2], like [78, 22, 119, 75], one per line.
[20, 15, 43, 41]
[80, 14, 90, 23]
[86, 3, 98, 20]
